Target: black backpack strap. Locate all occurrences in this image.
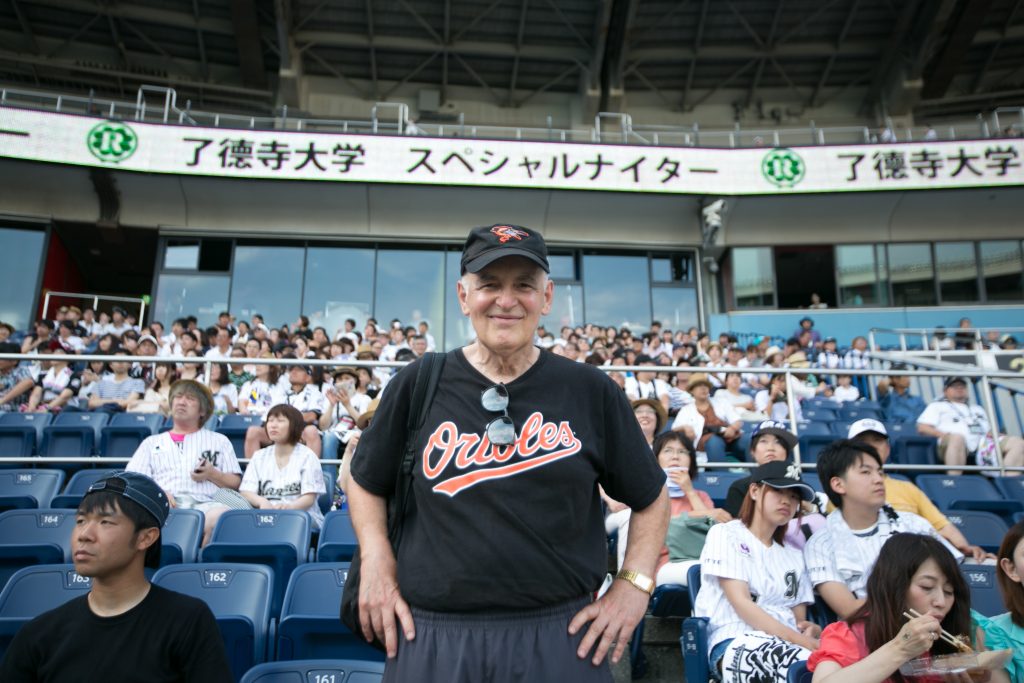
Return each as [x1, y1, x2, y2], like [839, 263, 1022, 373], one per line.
[388, 352, 446, 544]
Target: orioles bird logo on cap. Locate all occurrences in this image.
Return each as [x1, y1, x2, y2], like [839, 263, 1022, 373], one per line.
[491, 226, 529, 243]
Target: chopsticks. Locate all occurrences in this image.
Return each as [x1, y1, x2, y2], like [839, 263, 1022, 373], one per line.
[903, 609, 973, 653]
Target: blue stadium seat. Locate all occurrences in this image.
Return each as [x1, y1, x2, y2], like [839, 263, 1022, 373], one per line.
[686, 562, 702, 606]
[853, 400, 882, 411]
[840, 406, 884, 421]
[49, 469, 121, 509]
[801, 471, 822, 493]
[99, 413, 163, 457]
[152, 563, 273, 683]
[633, 579, 694, 678]
[200, 510, 310, 619]
[0, 509, 76, 590]
[161, 508, 204, 566]
[40, 412, 110, 465]
[788, 661, 812, 683]
[277, 562, 384, 662]
[0, 564, 92, 660]
[217, 415, 263, 459]
[319, 465, 337, 517]
[797, 435, 834, 464]
[885, 421, 911, 436]
[317, 510, 358, 563]
[680, 565, 709, 682]
[0, 469, 65, 512]
[916, 475, 1022, 518]
[0, 413, 53, 459]
[830, 420, 853, 438]
[802, 408, 837, 423]
[796, 421, 831, 437]
[992, 476, 1024, 505]
[942, 510, 1010, 553]
[240, 659, 384, 683]
[890, 436, 938, 466]
[961, 564, 1006, 618]
[697, 471, 747, 507]
[805, 398, 840, 411]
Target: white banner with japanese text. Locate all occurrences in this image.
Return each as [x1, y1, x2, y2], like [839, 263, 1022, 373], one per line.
[1, 107, 1022, 195]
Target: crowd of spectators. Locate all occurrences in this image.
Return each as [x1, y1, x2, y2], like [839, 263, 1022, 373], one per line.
[0, 307, 1020, 469]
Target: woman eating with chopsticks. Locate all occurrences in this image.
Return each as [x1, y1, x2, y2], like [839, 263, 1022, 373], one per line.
[808, 533, 1011, 683]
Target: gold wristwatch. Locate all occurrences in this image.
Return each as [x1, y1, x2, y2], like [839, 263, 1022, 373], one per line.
[616, 569, 655, 595]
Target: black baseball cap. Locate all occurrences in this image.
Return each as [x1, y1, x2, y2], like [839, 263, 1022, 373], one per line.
[749, 461, 815, 502]
[85, 471, 169, 568]
[460, 224, 549, 275]
[944, 376, 968, 389]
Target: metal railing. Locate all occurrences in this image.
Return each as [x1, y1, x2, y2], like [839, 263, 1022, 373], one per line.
[41, 292, 147, 325]
[0, 84, 1017, 148]
[869, 327, 1024, 353]
[1, 352, 1021, 475]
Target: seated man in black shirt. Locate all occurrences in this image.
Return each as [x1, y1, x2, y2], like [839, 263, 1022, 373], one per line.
[0, 471, 232, 683]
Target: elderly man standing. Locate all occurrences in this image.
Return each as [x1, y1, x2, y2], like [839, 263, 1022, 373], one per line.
[348, 224, 669, 682]
[127, 379, 242, 544]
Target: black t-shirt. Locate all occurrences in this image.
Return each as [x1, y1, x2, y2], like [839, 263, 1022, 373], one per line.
[0, 584, 232, 683]
[724, 476, 751, 518]
[351, 348, 665, 612]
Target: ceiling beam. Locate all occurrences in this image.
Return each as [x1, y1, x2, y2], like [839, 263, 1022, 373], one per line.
[921, 0, 994, 99]
[810, 0, 860, 107]
[365, 0, 379, 99]
[507, 0, 530, 106]
[972, 0, 1023, 93]
[273, 0, 301, 108]
[861, 0, 921, 114]
[17, 0, 235, 35]
[628, 41, 880, 62]
[191, 0, 209, 83]
[229, 0, 267, 89]
[681, 0, 709, 111]
[295, 30, 588, 62]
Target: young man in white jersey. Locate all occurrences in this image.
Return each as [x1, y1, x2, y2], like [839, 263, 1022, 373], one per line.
[126, 380, 241, 545]
[803, 439, 962, 619]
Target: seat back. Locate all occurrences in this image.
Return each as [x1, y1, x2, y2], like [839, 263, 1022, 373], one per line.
[797, 422, 831, 437]
[802, 408, 837, 422]
[108, 413, 164, 431]
[917, 475, 1003, 508]
[152, 563, 273, 682]
[161, 508, 204, 566]
[42, 413, 110, 463]
[891, 436, 938, 466]
[200, 510, 310, 619]
[686, 563, 702, 607]
[942, 510, 1009, 553]
[960, 564, 1006, 618]
[697, 471, 746, 507]
[839, 406, 884, 421]
[0, 564, 92, 660]
[0, 470, 65, 511]
[0, 509, 77, 590]
[240, 659, 384, 683]
[317, 510, 358, 562]
[797, 435, 834, 464]
[829, 420, 853, 438]
[319, 465, 337, 517]
[993, 477, 1024, 504]
[0, 413, 53, 458]
[277, 562, 384, 662]
[50, 469, 121, 509]
[787, 661, 812, 683]
[0, 412, 53, 443]
[218, 414, 263, 433]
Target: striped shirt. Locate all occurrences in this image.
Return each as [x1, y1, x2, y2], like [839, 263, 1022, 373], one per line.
[127, 430, 241, 502]
[94, 376, 145, 400]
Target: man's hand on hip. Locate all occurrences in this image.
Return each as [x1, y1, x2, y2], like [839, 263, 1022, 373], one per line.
[567, 579, 650, 666]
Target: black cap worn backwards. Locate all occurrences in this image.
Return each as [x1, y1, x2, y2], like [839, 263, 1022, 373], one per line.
[460, 224, 549, 275]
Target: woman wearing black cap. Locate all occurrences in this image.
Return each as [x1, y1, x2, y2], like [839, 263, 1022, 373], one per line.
[695, 460, 820, 683]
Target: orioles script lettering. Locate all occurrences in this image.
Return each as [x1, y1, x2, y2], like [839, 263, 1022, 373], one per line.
[423, 412, 583, 496]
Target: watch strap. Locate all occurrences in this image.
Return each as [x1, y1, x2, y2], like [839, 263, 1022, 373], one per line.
[616, 568, 655, 595]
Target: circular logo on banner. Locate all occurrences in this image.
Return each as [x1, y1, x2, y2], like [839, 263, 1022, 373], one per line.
[87, 122, 138, 163]
[761, 148, 805, 188]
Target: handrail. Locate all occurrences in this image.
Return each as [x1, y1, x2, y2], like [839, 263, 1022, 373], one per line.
[0, 84, 1017, 148]
[41, 291, 147, 325]
[869, 326, 1024, 353]
[3, 352, 1021, 475]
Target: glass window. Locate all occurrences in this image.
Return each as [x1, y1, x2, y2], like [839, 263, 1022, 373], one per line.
[731, 247, 774, 308]
[582, 255, 650, 329]
[652, 287, 699, 332]
[153, 273, 230, 329]
[163, 241, 199, 270]
[836, 245, 883, 306]
[548, 254, 576, 281]
[980, 241, 1023, 301]
[888, 243, 936, 306]
[230, 245, 304, 328]
[444, 250, 473, 351]
[651, 257, 672, 282]
[875, 244, 889, 306]
[0, 227, 45, 330]
[544, 283, 584, 331]
[651, 254, 694, 283]
[303, 247, 375, 337]
[375, 249, 445, 333]
[935, 242, 979, 303]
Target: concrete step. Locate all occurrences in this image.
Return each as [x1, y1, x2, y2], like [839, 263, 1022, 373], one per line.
[610, 615, 687, 683]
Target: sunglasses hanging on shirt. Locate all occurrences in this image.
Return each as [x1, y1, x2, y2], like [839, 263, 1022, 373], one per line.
[481, 383, 515, 446]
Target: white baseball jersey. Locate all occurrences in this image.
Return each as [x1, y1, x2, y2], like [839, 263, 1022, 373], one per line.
[239, 379, 286, 419]
[804, 507, 962, 599]
[694, 520, 813, 653]
[126, 429, 241, 502]
[240, 443, 326, 529]
[917, 399, 989, 452]
[281, 384, 325, 416]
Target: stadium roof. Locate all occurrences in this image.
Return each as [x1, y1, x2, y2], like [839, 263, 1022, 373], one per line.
[0, 0, 1023, 121]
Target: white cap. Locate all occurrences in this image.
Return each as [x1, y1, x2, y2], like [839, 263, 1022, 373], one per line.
[848, 418, 888, 439]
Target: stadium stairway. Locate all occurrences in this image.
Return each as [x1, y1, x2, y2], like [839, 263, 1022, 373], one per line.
[611, 615, 685, 682]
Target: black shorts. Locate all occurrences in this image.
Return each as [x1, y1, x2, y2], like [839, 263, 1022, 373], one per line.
[383, 595, 615, 683]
